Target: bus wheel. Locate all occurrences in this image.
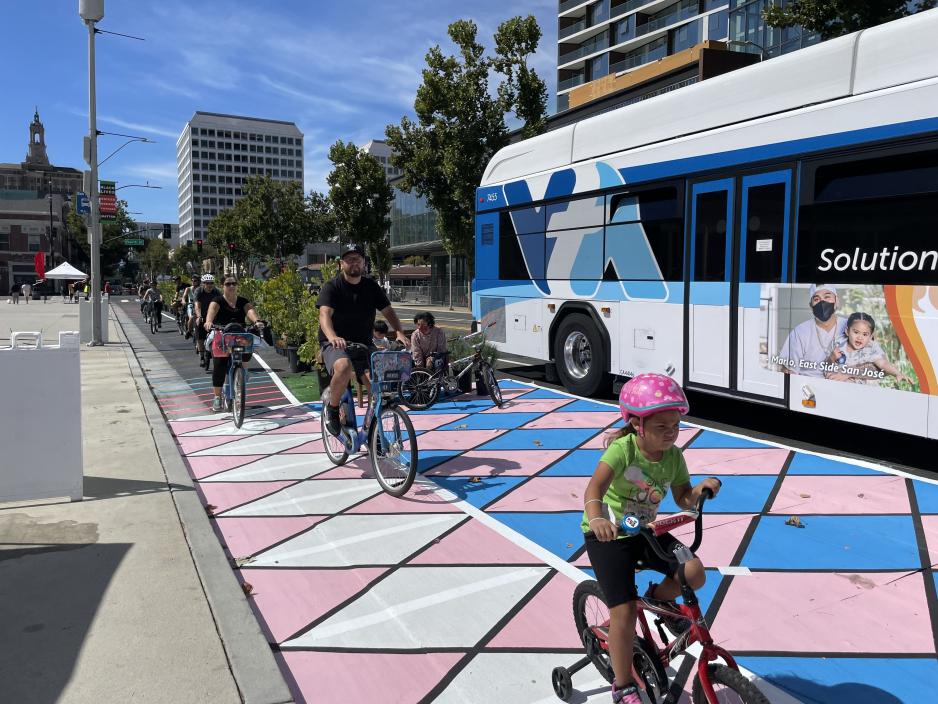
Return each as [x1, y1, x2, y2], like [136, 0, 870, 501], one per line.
[554, 313, 607, 398]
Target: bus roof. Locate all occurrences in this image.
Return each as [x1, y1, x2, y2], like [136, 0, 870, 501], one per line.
[481, 8, 938, 187]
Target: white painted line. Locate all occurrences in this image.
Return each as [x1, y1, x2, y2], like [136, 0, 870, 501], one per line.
[718, 566, 752, 576]
[253, 352, 302, 406]
[412, 476, 591, 585]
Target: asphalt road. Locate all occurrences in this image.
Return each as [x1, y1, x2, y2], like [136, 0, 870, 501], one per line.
[114, 299, 292, 419]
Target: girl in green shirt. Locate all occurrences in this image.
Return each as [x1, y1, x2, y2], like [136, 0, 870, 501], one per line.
[581, 373, 721, 704]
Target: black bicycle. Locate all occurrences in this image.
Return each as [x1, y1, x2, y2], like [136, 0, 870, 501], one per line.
[398, 321, 502, 410]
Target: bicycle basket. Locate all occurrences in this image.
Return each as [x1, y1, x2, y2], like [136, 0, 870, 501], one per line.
[371, 350, 412, 391]
[220, 332, 255, 354]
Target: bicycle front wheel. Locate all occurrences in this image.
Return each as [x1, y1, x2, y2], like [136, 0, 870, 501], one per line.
[369, 406, 417, 497]
[177, 313, 185, 335]
[481, 362, 503, 407]
[231, 365, 246, 428]
[692, 665, 770, 704]
[150, 313, 157, 334]
[398, 370, 438, 410]
[320, 405, 349, 466]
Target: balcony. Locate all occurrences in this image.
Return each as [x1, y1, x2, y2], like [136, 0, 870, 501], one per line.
[559, 18, 589, 40]
[559, 0, 587, 12]
[559, 34, 610, 65]
[558, 73, 587, 91]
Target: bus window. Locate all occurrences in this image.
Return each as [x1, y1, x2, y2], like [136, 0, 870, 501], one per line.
[507, 206, 545, 234]
[743, 183, 786, 283]
[605, 186, 683, 280]
[545, 195, 605, 231]
[813, 149, 938, 202]
[545, 228, 603, 279]
[694, 191, 728, 281]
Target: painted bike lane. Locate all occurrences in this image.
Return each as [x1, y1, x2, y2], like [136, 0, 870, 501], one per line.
[119, 309, 938, 704]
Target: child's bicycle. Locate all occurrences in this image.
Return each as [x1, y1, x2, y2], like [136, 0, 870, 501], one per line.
[552, 491, 769, 704]
[321, 343, 419, 497]
[397, 321, 503, 410]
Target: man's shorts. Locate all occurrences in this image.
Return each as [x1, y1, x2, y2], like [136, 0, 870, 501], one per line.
[584, 531, 685, 608]
[321, 342, 373, 383]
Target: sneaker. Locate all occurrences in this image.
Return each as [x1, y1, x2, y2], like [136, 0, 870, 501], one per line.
[644, 582, 691, 634]
[325, 403, 341, 436]
[612, 682, 642, 704]
[212, 397, 222, 412]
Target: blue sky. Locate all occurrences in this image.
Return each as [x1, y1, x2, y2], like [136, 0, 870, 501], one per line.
[1, 0, 557, 225]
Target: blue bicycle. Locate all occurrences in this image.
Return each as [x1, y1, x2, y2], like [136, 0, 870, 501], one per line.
[210, 324, 261, 428]
[320, 343, 419, 497]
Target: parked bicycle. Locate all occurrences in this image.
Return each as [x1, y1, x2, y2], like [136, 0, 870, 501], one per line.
[552, 490, 769, 704]
[398, 321, 503, 410]
[321, 343, 419, 497]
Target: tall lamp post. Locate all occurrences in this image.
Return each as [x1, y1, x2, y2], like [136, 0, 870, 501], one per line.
[80, 0, 105, 344]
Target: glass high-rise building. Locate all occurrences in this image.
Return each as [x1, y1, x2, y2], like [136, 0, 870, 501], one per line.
[557, 0, 730, 112]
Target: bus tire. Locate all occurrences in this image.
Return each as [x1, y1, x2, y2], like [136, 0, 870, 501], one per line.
[554, 313, 607, 398]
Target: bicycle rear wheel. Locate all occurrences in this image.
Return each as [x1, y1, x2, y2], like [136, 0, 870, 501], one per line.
[369, 406, 417, 496]
[150, 312, 157, 334]
[231, 366, 246, 428]
[176, 312, 185, 335]
[320, 405, 349, 466]
[480, 362, 503, 407]
[692, 665, 770, 704]
[572, 581, 614, 684]
[398, 370, 438, 410]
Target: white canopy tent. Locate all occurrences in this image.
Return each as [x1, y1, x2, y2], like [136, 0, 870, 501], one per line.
[43, 262, 88, 280]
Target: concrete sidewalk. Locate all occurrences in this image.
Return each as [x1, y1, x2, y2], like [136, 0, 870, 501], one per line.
[0, 301, 290, 704]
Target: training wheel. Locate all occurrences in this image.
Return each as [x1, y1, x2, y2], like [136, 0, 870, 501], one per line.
[551, 666, 573, 701]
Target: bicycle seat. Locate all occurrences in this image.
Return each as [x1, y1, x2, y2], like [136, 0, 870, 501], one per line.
[431, 351, 450, 359]
[223, 322, 245, 333]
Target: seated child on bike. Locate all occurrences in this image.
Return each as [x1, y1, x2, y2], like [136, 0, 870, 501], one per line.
[582, 373, 721, 704]
[373, 320, 390, 350]
[411, 311, 447, 370]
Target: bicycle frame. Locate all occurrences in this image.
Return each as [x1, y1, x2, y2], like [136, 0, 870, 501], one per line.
[334, 348, 407, 453]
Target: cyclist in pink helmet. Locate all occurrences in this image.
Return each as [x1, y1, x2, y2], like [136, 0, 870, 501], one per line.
[581, 372, 721, 704]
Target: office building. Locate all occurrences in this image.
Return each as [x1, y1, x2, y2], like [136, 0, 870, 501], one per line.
[727, 0, 819, 57]
[362, 139, 403, 180]
[176, 112, 304, 245]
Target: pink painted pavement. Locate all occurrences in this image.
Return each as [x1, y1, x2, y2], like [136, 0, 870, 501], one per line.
[712, 570, 934, 653]
[667, 513, 755, 568]
[197, 480, 296, 515]
[425, 450, 567, 477]
[346, 488, 462, 513]
[168, 418, 232, 434]
[212, 515, 326, 558]
[185, 455, 266, 480]
[487, 573, 583, 648]
[176, 434, 242, 454]
[486, 476, 589, 512]
[769, 475, 911, 514]
[522, 411, 620, 429]
[413, 429, 507, 450]
[244, 567, 387, 643]
[480, 398, 573, 414]
[684, 447, 790, 475]
[409, 518, 546, 565]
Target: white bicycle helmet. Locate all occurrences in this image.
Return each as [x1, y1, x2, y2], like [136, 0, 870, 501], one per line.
[200, 274, 215, 283]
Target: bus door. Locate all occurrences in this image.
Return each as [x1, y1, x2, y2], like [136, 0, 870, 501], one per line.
[686, 179, 734, 389]
[734, 170, 792, 400]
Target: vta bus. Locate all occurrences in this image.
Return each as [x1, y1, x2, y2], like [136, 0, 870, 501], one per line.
[473, 9, 938, 439]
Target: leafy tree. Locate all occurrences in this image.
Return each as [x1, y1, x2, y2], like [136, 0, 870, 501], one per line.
[140, 237, 170, 282]
[206, 176, 322, 275]
[404, 255, 428, 266]
[71, 199, 138, 277]
[764, 0, 936, 39]
[385, 16, 548, 275]
[327, 140, 394, 281]
[307, 191, 338, 245]
[171, 241, 208, 278]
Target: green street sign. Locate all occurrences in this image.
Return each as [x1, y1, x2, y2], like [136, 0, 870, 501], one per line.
[123, 238, 145, 246]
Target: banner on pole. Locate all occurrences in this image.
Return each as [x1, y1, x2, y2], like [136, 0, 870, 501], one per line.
[99, 180, 116, 221]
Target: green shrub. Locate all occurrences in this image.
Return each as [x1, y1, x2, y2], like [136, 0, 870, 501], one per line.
[297, 294, 321, 364]
[262, 268, 308, 347]
[237, 277, 266, 319]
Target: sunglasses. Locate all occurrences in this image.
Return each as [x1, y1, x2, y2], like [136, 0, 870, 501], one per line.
[224, 282, 237, 287]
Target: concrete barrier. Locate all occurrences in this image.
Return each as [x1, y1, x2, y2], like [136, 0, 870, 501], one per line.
[0, 331, 83, 503]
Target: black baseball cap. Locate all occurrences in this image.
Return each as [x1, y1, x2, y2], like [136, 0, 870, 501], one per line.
[341, 244, 365, 259]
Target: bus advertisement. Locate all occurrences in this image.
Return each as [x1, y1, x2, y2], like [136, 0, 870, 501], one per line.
[472, 9, 938, 438]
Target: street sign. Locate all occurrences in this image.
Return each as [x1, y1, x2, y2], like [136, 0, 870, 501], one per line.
[123, 238, 144, 246]
[99, 180, 116, 221]
[76, 192, 91, 215]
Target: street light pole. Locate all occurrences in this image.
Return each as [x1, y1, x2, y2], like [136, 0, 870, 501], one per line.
[80, 0, 105, 344]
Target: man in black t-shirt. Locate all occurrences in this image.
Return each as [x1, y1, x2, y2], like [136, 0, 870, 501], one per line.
[193, 274, 222, 355]
[318, 244, 409, 435]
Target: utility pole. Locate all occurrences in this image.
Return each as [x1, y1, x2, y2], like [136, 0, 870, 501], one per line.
[80, 0, 104, 344]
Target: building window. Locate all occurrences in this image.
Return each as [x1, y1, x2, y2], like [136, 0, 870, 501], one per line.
[28, 235, 41, 252]
[588, 52, 609, 81]
[708, 9, 728, 40]
[671, 19, 701, 53]
[0, 232, 9, 250]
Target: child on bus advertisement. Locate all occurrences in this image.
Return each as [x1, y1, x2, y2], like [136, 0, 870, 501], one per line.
[768, 283, 919, 392]
[825, 312, 913, 385]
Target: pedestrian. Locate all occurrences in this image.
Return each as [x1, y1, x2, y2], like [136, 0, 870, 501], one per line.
[82, 280, 90, 301]
[10, 282, 20, 304]
[21, 280, 32, 305]
[103, 280, 111, 296]
[67, 281, 75, 303]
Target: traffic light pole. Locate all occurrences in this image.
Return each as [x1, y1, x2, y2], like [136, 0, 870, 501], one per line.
[86, 16, 103, 345]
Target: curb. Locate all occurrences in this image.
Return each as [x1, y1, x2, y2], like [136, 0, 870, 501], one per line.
[111, 305, 294, 704]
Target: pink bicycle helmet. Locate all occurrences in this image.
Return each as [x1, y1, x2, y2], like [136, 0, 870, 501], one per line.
[619, 373, 689, 437]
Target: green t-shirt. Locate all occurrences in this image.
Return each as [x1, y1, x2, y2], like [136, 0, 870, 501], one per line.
[580, 433, 690, 536]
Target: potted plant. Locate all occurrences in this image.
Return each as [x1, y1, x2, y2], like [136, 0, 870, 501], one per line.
[261, 268, 308, 373]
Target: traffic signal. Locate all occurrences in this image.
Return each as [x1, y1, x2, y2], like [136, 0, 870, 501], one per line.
[162, 223, 172, 240]
[228, 242, 235, 253]
[196, 239, 203, 253]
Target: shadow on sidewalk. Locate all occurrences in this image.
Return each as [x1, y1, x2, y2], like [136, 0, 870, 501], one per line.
[83, 475, 193, 500]
[0, 533, 129, 703]
[765, 674, 902, 704]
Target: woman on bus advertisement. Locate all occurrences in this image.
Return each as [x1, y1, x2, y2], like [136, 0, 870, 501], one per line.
[768, 283, 922, 392]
